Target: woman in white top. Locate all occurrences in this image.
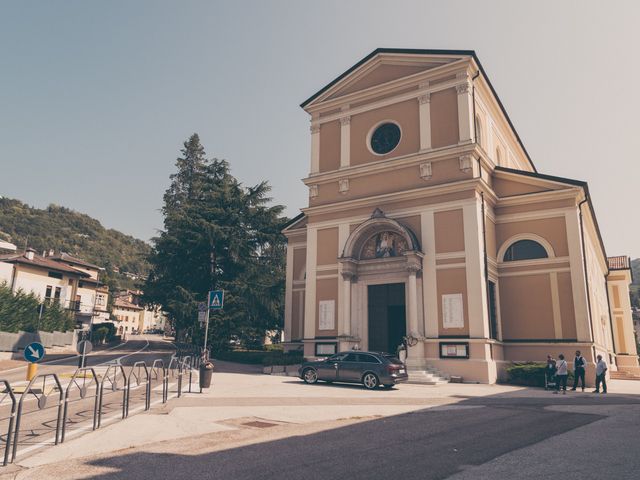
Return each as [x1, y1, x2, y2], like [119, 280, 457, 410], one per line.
[554, 354, 568, 394]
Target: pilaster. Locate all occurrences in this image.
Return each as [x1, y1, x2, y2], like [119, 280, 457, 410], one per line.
[463, 198, 489, 338]
[339, 114, 351, 169]
[303, 226, 318, 341]
[565, 209, 592, 342]
[284, 242, 294, 342]
[310, 123, 320, 174]
[456, 72, 474, 144]
[420, 211, 438, 338]
[418, 86, 432, 151]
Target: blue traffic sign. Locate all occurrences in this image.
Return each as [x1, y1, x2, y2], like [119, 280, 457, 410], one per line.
[24, 342, 45, 363]
[208, 290, 224, 310]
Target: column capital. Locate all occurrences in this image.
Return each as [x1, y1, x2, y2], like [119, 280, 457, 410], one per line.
[339, 116, 351, 126]
[418, 93, 431, 104]
[456, 82, 470, 95]
[339, 178, 350, 194]
[310, 124, 321, 134]
[309, 184, 319, 198]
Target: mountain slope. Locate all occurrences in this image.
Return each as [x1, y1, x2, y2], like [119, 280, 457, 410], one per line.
[0, 197, 151, 278]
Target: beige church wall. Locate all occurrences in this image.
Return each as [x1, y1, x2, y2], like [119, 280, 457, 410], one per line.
[428, 357, 494, 384]
[557, 271, 577, 339]
[496, 217, 569, 258]
[319, 108, 341, 118]
[308, 189, 476, 225]
[436, 268, 469, 336]
[492, 177, 553, 197]
[319, 120, 341, 173]
[499, 274, 555, 339]
[397, 215, 422, 240]
[495, 198, 574, 216]
[316, 227, 339, 266]
[430, 87, 459, 148]
[291, 291, 305, 340]
[436, 257, 465, 266]
[498, 260, 569, 274]
[432, 157, 474, 184]
[293, 248, 307, 280]
[350, 99, 420, 167]
[434, 209, 465, 253]
[315, 278, 338, 337]
[485, 217, 497, 259]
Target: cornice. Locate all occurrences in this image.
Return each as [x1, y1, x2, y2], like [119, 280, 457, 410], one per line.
[302, 178, 481, 217]
[303, 143, 478, 185]
[496, 188, 581, 207]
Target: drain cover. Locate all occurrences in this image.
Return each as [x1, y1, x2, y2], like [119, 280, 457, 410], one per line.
[242, 421, 277, 429]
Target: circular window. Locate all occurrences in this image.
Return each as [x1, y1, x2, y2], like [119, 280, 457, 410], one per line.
[369, 122, 401, 155]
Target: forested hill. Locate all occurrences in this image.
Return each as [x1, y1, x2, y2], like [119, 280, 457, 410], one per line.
[632, 258, 639, 284]
[0, 197, 151, 279]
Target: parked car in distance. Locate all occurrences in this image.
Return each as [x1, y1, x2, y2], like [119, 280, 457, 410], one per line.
[299, 351, 408, 389]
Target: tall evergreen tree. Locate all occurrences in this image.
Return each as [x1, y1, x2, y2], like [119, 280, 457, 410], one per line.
[145, 134, 286, 350]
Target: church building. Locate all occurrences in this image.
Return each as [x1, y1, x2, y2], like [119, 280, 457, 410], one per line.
[282, 48, 639, 384]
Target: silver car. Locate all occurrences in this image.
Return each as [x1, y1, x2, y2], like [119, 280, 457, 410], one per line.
[299, 351, 408, 389]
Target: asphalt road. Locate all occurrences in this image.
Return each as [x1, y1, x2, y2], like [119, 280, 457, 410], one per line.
[0, 336, 178, 463]
[56, 392, 640, 480]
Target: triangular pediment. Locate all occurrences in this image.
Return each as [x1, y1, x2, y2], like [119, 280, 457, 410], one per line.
[493, 167, 582, 198]
[301, 48, 474, 109]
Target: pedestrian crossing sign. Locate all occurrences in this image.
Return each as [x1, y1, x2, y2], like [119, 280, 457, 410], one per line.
[208, 290, 224, 310]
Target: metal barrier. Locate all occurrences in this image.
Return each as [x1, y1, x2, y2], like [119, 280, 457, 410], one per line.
[12, 373, 63, 463]
[167, 356, 181, 398]
[182, 356, 194, 394]
[97, 364, 127, 428]
[125, 362, 150, 416]
[0, 380, 16, 466]
[149, 359, 167, 404]
[60, 368, 99, 443]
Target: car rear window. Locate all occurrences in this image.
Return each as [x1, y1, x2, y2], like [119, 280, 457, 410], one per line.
[383, 354, 403, 365]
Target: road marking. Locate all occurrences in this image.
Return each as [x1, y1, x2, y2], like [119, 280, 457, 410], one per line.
[0, 339, 131, 374]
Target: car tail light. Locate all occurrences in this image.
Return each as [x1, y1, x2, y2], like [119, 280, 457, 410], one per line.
[387, 365, 401, 373]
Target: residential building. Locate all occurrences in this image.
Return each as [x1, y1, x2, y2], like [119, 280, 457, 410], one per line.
[282, 48, 639, 384]
[112, 296, 143, 336]
[112, 290, 167, 334]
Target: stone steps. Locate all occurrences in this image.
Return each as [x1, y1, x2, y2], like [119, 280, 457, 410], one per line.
[407, 365, 450, 385]
[611, 371, 640, 381]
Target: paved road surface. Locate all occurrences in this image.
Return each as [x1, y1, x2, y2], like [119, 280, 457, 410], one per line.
[0, 336, 178, 464]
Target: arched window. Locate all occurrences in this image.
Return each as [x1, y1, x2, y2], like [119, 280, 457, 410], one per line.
[503, 239, 548, 262]
[475, 115, 483, 147]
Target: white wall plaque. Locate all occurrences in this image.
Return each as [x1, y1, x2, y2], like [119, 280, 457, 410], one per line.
[319, 300, 335, 330]
[442, 294, 464, 329]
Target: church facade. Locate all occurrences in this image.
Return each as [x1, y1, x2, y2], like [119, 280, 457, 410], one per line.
[282, 48, 639, 384]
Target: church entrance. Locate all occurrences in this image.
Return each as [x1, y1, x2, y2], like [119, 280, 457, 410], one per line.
[367, 283, 406, 354]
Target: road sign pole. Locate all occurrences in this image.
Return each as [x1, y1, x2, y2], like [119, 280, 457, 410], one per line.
[203, 295, 210, 360]
[26, 363, 37, 381]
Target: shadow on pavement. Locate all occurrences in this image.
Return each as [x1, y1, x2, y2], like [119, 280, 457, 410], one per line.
[74, 390, 640, 480]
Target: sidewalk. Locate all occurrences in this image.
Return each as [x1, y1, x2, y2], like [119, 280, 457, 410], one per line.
[10, 362, 639, 473]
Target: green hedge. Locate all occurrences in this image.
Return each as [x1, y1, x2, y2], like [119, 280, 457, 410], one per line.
[506, 362, 575, 388]
[0, 282, 74, 333]
[213, 349, 303, 366]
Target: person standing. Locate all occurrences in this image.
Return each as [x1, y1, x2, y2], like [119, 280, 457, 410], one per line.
[545, 354, 557, 390]
[593, 354, 608, 394]
[571, 350, 586, 391]
[554, 354, 568, 394]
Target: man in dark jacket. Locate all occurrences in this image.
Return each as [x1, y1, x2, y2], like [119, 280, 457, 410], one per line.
[571, 350, 586, 392]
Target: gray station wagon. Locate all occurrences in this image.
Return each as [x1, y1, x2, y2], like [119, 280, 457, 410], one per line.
[298, 351, 408, 389]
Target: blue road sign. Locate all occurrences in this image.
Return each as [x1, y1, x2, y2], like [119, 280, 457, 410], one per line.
[24, 342, 45, 363]
[208, 290, 224, 310]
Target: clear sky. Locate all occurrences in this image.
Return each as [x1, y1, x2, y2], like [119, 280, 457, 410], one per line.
[1, 1, 639, 258]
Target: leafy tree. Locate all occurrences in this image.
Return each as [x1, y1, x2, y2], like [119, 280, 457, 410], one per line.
[145, 134, 286, 350]
[0, 282, 74, 332]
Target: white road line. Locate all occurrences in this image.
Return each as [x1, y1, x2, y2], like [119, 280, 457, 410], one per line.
[0, 340, 131, 375]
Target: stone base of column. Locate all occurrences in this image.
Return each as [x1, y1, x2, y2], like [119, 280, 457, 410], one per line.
[405, 342, 426, 368]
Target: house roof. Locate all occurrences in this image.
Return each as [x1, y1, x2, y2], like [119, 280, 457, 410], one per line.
[300, 48, 536, 172]
[113, 298, 143, 310]
[50, 252, 102, 270]
[0, 251, 90, 277]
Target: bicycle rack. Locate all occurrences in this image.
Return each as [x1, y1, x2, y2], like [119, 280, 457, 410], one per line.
[125, 362, 150, 416]
[0, 380, 16, 466]
[97, 364, 127, 428]
[60, 367, 99, 443]
[12, 373, 63, 463]
[149, 359, 167, 404]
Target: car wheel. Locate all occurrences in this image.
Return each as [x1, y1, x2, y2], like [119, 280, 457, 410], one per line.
[362, 372, 379, 390]
[303, 368, 318, 384]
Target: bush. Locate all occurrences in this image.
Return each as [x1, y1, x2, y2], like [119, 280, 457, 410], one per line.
[506, 362, 574, 388]
[213, 349, 303, 366]
[92, 322, 116, 343]
[0, 282, 74, 333]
